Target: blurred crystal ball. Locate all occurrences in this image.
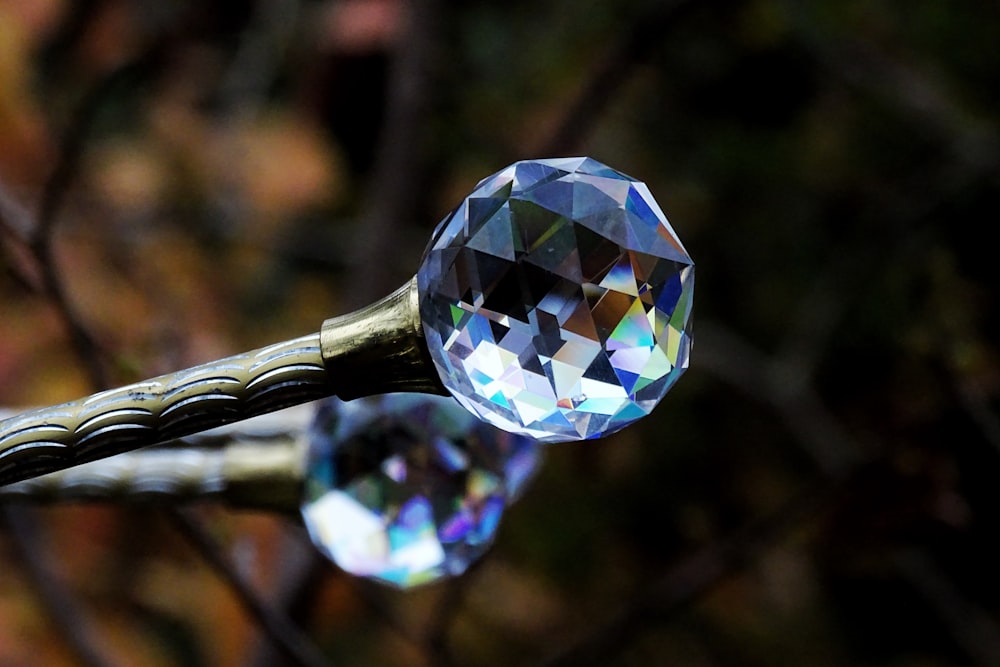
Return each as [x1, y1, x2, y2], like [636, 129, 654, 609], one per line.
[301, 394, 541, 588]
[418, 157, 694, 442]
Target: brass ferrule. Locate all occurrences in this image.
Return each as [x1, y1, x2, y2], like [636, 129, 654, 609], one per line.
[320, 277, 445, 399]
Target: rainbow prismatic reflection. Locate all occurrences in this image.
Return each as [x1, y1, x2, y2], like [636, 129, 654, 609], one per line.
[301, 395, 541, 589]
[417, 157, 694, 442]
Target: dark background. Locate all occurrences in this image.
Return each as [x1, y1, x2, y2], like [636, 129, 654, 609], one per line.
[1, 0, 998, 665]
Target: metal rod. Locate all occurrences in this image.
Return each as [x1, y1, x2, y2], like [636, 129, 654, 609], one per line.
[0, 439, 305, 512]
[0, 278, 444, 486]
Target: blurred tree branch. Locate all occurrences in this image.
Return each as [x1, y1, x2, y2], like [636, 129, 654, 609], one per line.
[1, 506, 122, 667]
[167, 509, 331, 667]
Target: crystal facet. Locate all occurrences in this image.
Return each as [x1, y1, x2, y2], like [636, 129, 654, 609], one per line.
[300, 394, 541, 589]
[417, 157, 694, 442]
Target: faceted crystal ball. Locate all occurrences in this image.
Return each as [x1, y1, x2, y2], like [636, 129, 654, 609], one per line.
[417, 157, 694, 442]
[300, 394, 541, 589]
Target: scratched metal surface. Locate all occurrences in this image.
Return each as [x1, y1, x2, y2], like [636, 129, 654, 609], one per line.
[0, 335, 328, 485]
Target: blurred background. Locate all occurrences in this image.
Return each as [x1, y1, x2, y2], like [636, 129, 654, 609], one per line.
[1, 0, 999, 664]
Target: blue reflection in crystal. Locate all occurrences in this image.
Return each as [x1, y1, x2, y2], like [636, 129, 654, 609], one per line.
[418, 157, 694, 442]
